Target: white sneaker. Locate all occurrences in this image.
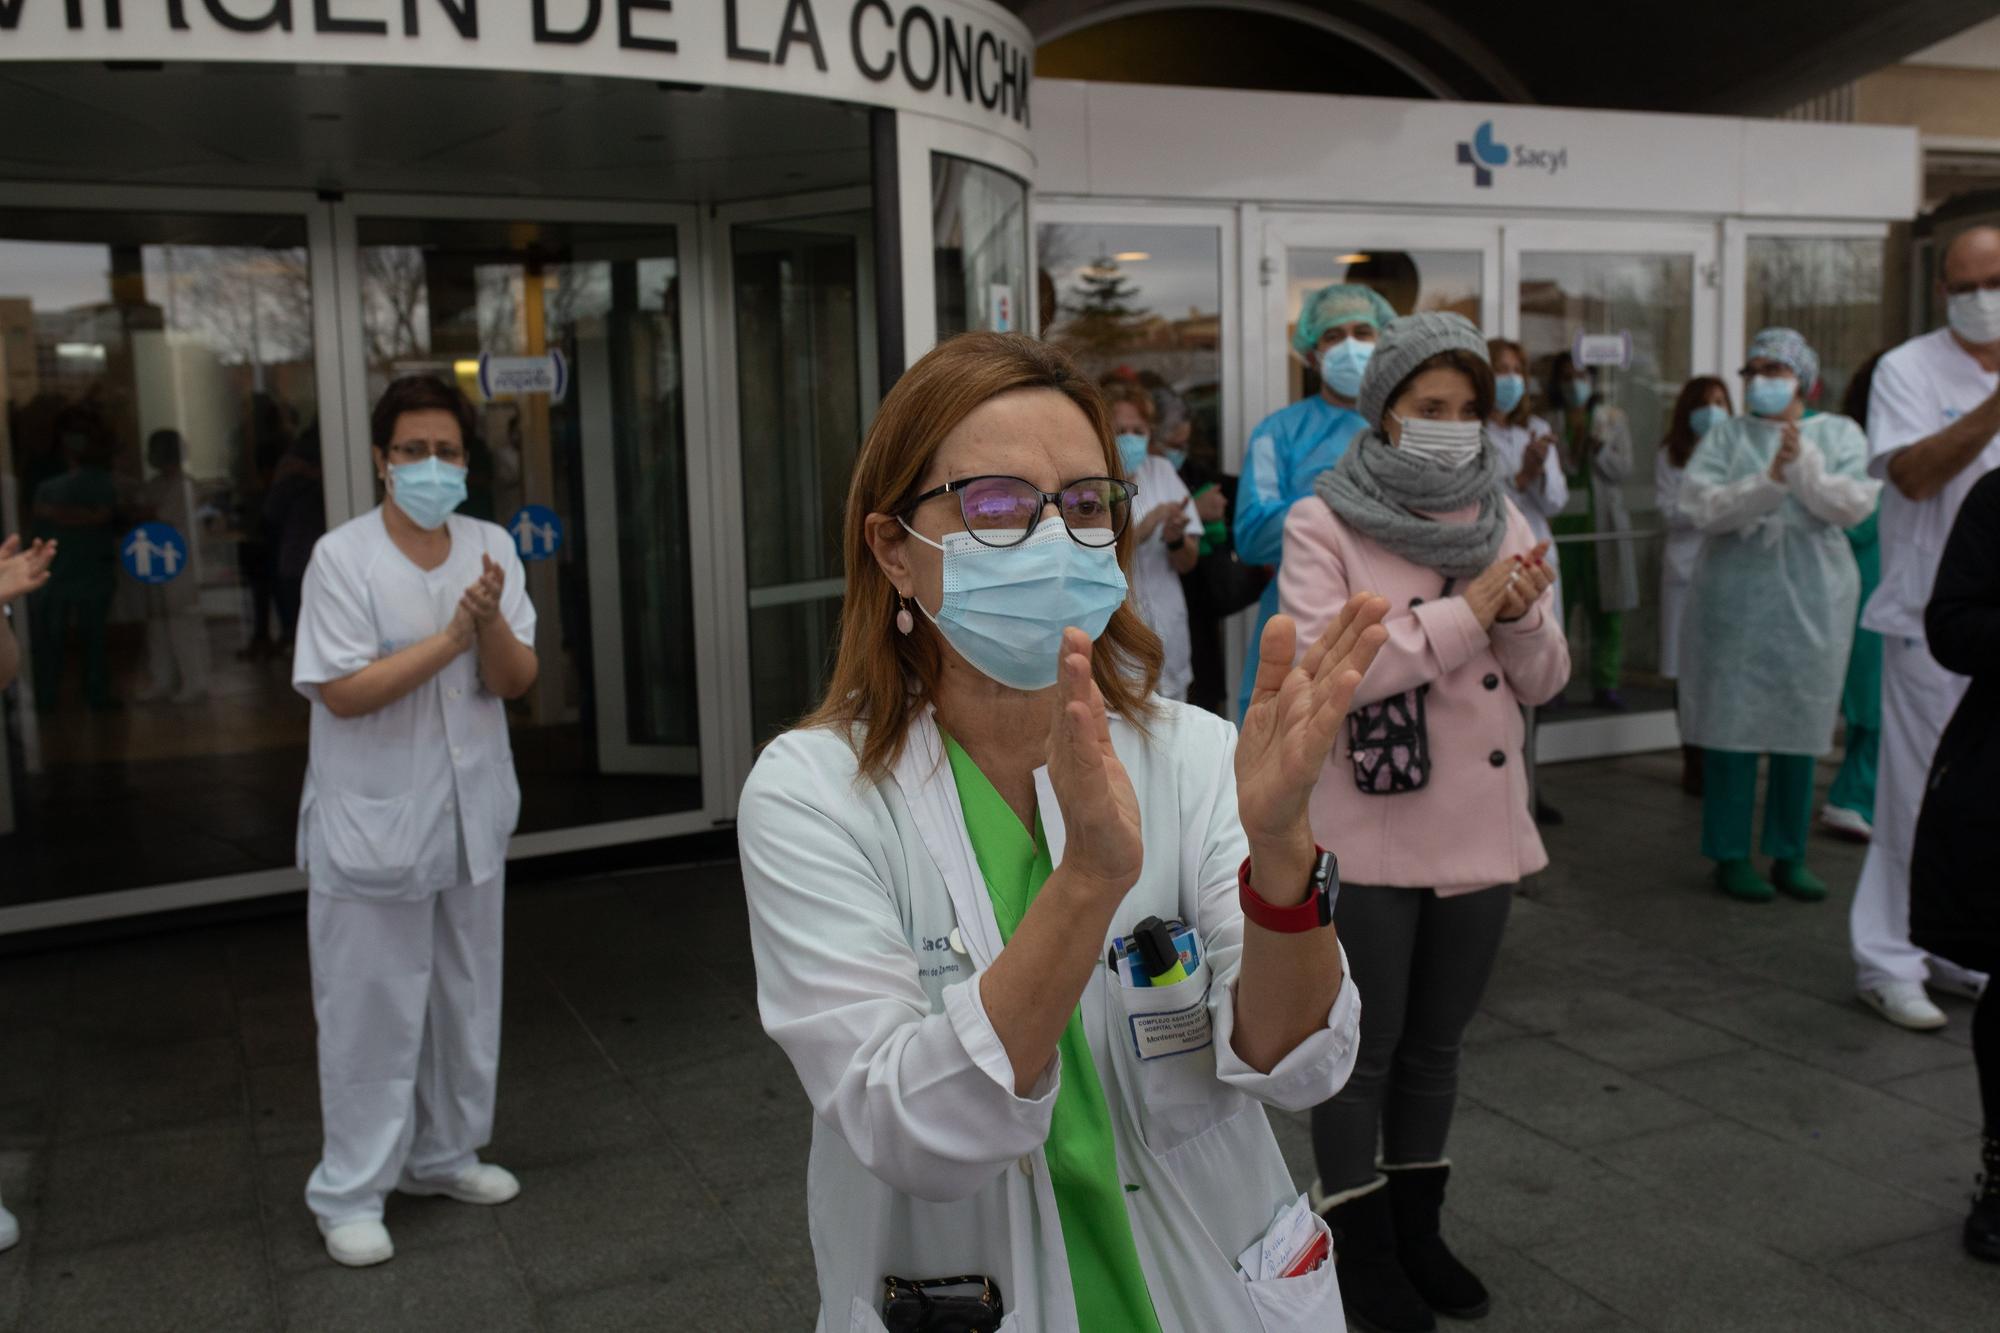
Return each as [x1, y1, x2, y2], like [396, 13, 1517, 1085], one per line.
[398, 1162, 520, 1206]
[1819, 804, 1873, 841]
[1859, 981, 1948, 1032]
[321, 1218, 393, 1267]
[0, 1202, 19, 1253]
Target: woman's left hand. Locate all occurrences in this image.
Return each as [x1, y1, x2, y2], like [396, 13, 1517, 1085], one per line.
[1235, 594, 1390, 853]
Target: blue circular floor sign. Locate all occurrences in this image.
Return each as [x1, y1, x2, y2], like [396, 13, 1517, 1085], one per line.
[120, 522, 189, 584]
[507, 505, 564, 562]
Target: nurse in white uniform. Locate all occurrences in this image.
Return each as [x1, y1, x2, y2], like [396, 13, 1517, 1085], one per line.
[739, 331, 1387, 1333]
[292, 377, 539, 1267]
[1107, 383, 1202, 701]
[1851, 226, 2000, 1030]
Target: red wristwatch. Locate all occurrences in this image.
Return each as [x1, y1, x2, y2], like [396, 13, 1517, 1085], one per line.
[1238, 847, 1340, 933]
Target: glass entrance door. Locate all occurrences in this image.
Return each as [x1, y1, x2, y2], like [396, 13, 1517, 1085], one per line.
[720, 195, 877, 748]
[341, 207, 714, 837]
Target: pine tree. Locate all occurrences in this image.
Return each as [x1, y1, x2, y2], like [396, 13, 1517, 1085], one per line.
[1062, 256, 1143, 353]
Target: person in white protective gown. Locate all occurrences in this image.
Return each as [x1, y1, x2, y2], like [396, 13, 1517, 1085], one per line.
[0, 528, 56, 1257]
[1850, 225, 2000, 1031]
[1677, 328, 1878, 905]
[291, 376, 539, 1268]
[738, 331, 1389, 1333]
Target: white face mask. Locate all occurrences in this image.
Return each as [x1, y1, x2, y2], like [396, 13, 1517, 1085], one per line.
[1947, 288, 2000, 347]
[1391, 414, 1485, 469]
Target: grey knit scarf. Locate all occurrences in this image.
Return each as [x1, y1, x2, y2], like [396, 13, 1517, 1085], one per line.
[1313, 427, 1509, 578]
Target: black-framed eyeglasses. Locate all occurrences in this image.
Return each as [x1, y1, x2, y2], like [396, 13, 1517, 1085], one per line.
[902, 474, 1137, 548]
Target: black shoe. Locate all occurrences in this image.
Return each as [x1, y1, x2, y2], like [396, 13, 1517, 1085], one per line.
[1385, 1163, 1490, 1320]
[1318, 1177, 1436, 1332]
[1968, 1134, 2000, 1264]
[1534, 799, 1564, 827]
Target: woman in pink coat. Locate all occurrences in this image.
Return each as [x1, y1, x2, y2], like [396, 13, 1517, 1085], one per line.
[1280, 312, 1570, 1333]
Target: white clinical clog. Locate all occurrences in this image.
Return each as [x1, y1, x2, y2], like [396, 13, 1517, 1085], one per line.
[1859, 981, 1949, 1032]
[322, 1218, 394, 1268]
[399, 1162, 520, 1206]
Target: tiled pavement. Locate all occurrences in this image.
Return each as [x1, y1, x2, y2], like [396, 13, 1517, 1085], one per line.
[0, 750, 1994, 1330]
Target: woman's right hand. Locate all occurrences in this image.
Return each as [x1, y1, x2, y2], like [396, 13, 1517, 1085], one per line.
[1045, 627, 1143, 900]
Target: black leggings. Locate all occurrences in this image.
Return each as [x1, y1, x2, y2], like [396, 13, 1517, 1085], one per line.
[1978, 983, 2000, 1137]
[1311, 882, 1513, 1193]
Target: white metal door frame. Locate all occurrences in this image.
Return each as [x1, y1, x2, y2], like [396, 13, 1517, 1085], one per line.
[1498, 218, 1721, 372]
[327, 192, 730, 854]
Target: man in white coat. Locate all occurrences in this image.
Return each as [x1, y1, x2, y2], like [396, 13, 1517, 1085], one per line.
[293, 377, 539, 1265]
[1851, 226, 2000, 1030]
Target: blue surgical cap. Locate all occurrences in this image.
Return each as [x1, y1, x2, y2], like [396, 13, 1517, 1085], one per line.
[1293, 283, 1399, 359]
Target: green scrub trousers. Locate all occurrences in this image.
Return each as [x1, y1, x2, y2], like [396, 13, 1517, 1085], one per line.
[944, 736, 1162, 1333]
[1701, 750, 1817, 864]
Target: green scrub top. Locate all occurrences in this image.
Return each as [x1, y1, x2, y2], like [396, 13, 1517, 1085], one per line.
[942, 735, 1161, 1333]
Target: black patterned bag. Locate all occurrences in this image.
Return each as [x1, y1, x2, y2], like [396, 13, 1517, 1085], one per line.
[1345, 578, 1453, 795]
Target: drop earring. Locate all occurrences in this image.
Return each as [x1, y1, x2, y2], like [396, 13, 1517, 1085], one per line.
[895, 595, 914, 636]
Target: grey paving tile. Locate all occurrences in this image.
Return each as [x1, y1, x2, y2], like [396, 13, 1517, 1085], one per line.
[237, 989, 317, 1068]
[1434, 1102, 1655, 1250]
[0, 1024, 60, 1113]
[559, 983, 769, 1077]
[1643, 1048, 1972, 1169]
[1876, 1063, 1985, 1128]
[487, 1070, 662, 1171]
[1458, 1036, 1707, 1150]
[492, 1146, 745, 1298]
[247, 1059, 323, 1158]
[635, 1055, 815, 1194]
[277, 1234, 536, 1333]
[1589, 1118, 1957, 1263]
[221, 912, 312, 999]
[37, 1123, 258, 1253]
[0, 951, 71, 1027]
[1847, 1130, 1988, 1214]
[62, 939, 237, 1044]
[1479, 974, 1747, 1073]
[54, 1034, 246, 1141]
[1439, 1217, 1640, 1333]
[540, 1260, 798, 1332]
[1675, 986, 1974, 1085]
[1527, 1210, 1926, 1333]
[1834, 1224, 2000, 1331]
[18, 1221, 273, 1332]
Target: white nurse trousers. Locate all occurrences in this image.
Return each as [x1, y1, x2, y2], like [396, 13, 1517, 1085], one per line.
[1850, 636, 1986, 993]
[306, 873, 504, 1226]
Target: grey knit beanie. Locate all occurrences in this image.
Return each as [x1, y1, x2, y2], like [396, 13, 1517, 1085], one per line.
[1355, 311, 1492, 431]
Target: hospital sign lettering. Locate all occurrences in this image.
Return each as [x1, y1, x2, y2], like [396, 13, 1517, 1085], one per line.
[1455, 120, 1569, 188]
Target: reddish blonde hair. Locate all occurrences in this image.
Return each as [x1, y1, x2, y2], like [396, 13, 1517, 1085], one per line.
[800, 332, 1162, 780]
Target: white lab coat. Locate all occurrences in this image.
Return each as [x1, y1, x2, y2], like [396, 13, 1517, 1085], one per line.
[291, 507, 535, 1225]
[1130, 454, 1203, 701]
[1653, 450, 1703, 680]
[1490, 417, 1568, 627]
[738, 701, 1360, 1333]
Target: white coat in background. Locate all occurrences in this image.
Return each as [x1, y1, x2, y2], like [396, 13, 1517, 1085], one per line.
[1128, 453, 1203, 702]
[1653, 448, 1705, 680]
[1675, 413, 1877, 756]
[1548, 404, 1640, 614]
[738, 702, 1361, 1333]
[292, 508, 535, 1225]
[1852, 328, 2000, 991]
[1489, 416, 1568, 627]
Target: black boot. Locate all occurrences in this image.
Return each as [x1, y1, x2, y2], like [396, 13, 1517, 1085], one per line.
[1385, 1162, 1490, 1320]
[1968, 1134, 2000, 1263]
[1318, 1177, 1435, 1333]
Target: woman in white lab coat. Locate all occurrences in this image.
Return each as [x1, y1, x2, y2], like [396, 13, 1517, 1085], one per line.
[1656, 376, 1732, 795]
[738, 332, 1388, 1333]
[292, 377, 539, 1268]
[1107, 383, 1202, 701]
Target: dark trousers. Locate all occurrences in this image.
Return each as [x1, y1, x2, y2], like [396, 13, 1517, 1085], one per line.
[1979, 985, 1999, 1137]
[1311, 882, 1513, 1193]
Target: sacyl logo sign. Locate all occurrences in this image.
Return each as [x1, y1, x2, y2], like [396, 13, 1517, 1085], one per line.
[1455, 120, 1569, 188]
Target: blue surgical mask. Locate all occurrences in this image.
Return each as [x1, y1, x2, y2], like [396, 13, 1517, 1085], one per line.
[1745, 375, 1796, 418]
[1164, 447, 1187, 471]
[1319, 338, 1373, 399]
[1689, 404, 1729, 438]
[899, 514, 1129, 691]
[388, 456, 468, 531]
[1493, 374, 1526, 414]
[1563, 378, 1593, 409]
[1114, 433, 1150, 476]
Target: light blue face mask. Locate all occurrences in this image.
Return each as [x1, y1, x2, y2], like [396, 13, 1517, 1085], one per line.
[1745, 374, 1796, 418]
[1114, 433, 1150, 476]
[1319, 337, 1374, 399]
[1164, 447, 1187, 471]
[1493, 374, 1527, 415]
[388, 456, 468, 531]
[1689, 403, 1730, 438]
[1563, 377, 1594, 409]
[899, 514, 1129, 691]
